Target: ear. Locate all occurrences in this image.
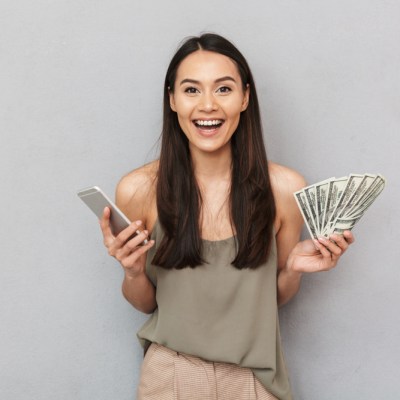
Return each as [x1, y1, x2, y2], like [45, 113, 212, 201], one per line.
[241, 84, 250, 112]
[169, 87, 177, 112]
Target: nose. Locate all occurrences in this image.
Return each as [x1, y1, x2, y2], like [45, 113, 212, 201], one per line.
[198, 91, 218, 112]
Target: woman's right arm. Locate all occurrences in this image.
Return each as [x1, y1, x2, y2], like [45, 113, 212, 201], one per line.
[100, 169, 157, 314]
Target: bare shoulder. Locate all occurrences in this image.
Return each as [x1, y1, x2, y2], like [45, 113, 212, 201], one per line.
[269, 161, 306, 232]
[269, 161, 306, 199]
[116, 160, 158, 230]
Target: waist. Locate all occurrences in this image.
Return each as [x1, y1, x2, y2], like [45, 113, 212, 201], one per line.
[139, 343, 278, 400]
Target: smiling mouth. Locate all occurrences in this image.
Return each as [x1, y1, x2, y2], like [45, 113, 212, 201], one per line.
[193, 119, 224, 130]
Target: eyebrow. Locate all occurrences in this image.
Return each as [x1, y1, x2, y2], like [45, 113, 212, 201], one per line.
[179, 76, 237, 86]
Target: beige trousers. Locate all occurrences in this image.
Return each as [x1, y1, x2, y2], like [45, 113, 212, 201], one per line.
[137, 343, 278, 400]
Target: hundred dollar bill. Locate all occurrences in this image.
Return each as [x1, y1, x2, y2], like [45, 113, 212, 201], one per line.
[303, 184, 319, 235]
[339, 174, 378, 218]
[322, 176, 349, 236]
[332, 215, 362, 235]
[315, 178, 334, 234]
[347, 175, 386, 218]
[326, 174, 365, 235]
[294, 190, 318, 239]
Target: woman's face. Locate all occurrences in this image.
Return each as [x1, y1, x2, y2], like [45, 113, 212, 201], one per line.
[169, 50, 249, 156]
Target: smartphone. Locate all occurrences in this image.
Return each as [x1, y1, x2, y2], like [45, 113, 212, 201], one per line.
[77, 186, 148, 244]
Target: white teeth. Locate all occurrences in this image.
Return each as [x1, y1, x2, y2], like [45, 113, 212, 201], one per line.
[195, 120, 222, 126]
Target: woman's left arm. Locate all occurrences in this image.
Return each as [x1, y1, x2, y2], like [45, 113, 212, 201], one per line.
[271, 164, 355, 306]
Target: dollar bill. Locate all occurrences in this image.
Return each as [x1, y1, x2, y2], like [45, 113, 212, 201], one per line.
[347, 175, 386, 218]
[303, 184, 319, 233]
[338, 174, 378, 218]
[294, 190, 318, 239]
[326, 174, 364, 235]
[332, 215, 362, 235]
[315, 178, 334, 234]
[322, 176, 349, 236]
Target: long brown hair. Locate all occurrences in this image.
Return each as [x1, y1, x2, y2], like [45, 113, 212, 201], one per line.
[152, 33, 276, 269]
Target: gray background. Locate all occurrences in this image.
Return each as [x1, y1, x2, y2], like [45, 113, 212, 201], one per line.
[1, 0, 399, 399]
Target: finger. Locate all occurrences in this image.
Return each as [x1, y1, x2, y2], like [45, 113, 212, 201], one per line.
[115, 225, 150, 260]
[317, 236, 342, 258]
[120, 239, 155, 269]
[313, 239, 333, 259]
[124, 230, 150, 252]
[100, 207, 115, 244]
[114, 230, 151, 261]
[329, 234, 349, 252]
[114, 220, 145, 247]
[343, 230, 355, 244]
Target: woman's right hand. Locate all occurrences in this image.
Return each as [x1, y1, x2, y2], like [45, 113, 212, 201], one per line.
[100, 207, 155, 278]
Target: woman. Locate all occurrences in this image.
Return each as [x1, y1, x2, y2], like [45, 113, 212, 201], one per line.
[100, 33, 354, 400]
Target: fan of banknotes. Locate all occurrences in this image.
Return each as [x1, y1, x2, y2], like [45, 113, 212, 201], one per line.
[294, 173, 386, 239]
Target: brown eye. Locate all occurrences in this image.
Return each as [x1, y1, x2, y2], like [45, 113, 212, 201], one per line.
[184, 87, 199, 94]
[217, 86, 232, 93]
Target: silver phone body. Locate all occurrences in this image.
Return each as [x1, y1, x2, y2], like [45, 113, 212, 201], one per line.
[77, 186, 148, 244]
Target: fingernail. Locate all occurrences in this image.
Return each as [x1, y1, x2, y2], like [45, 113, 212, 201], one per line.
[135, 220, 142, 226]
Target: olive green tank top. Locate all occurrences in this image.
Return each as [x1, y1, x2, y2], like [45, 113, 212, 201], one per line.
[137, 220, 292, 400]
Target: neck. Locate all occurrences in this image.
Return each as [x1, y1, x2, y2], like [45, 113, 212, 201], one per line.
[190, 143, 232, 182]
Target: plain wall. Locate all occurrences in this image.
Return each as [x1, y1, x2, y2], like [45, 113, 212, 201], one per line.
[1, 1, 399, 399]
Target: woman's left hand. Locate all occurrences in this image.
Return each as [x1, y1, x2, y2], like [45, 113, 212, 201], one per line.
[286, 231, 355, 273]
